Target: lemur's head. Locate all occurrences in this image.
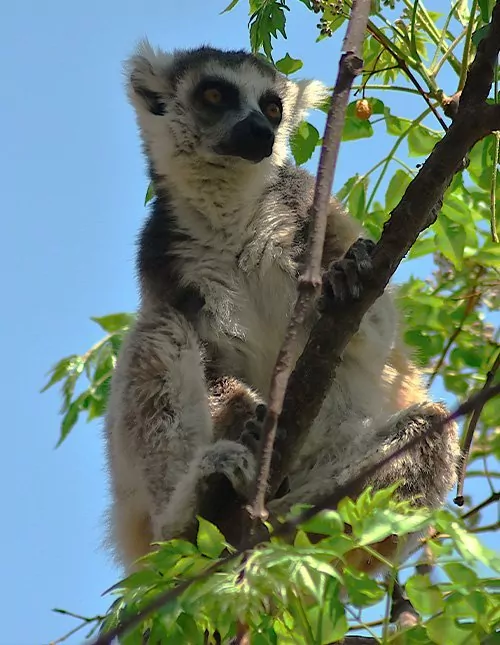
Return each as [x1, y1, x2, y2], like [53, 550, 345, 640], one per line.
[125, 41, 326, 184]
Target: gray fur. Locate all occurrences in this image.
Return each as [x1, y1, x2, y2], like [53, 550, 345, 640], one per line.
[104, 41, 459, 571]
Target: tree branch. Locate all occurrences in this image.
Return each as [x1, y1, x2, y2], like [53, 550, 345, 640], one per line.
[454, 348, 500, 506]
[247, 0, 372, 525]
[268, 0, 500, 497]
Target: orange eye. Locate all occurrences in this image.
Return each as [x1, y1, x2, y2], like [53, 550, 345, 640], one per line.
[265, 102, 282, 120]
[203, 88, 222, 105]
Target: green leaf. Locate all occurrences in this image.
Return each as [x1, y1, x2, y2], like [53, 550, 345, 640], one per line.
[454, 0, 470, 26]
[343, 570, 384, 607]
[91, 313, 135, 333]
[336, 174, 360, 203]
[434, 215, 466, 269]
[348, 176, 367, 220]
[57, 399, 81, 447]
[439, 517, 500, 571]
[443, 562, 478, 588]
[327, 595, 348, 641]
[144, 181, 155, 205]
[177, 613, 204, 643]
[407, 235, 435, 259]
[196, 517, 226, 559]
[385, 169, 412, 212]
[290, 121, 320, 165]
[406, 574, 445, 615]
[220, 0, 241, 14]
[300, 510, 344, 537]
[41, 355, 79, 392]
[478, 0, 495, 22]
[275, 53, 303, 75]
[407, 125, 441, 158]
[425, 615, 479, 645]
[475, 240, 500, 266]
[342, 102, 373, 141]
[385, 113, 412, 137]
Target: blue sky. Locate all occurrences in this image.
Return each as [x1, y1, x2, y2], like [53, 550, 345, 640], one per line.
[1, 1, 497, 644]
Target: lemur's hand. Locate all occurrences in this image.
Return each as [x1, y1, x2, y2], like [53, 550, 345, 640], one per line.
[323, 238, 375, 303]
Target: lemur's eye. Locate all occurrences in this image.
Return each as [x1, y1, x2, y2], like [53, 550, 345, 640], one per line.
[260, 95, 283, 124]
[203, 88, 223, 105]
[264, 102, 282, 120]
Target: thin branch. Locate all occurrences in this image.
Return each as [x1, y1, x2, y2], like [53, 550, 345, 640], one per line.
[469, 521, 500, 534]
[365, 21, 449, 131]
[390, 579, 419, 630]
[454, 348, 500, 506]
[428, 267, 484, 387]
[461, 491, 500, 521]
[490, 131, 499, 243]
[246, 0, 372, 525]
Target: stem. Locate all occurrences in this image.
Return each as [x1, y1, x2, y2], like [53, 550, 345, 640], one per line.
[490, 130, 500, 242]
[431, 28, 467, 78]
[402, 0, 462, 74]
[454, 348, 500, 506]
[458, 0, 480, 91]
[427, 267, 484, 387]
[429, 0, 463, 71]
[366, 21, 448, 129]
[365, 107, 432, 212]
[352, 83, 421, 95]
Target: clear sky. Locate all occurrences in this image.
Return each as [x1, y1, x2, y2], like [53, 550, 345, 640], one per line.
[1, 1, 497, 644]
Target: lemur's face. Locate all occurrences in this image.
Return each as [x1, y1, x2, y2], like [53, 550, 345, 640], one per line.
[188, 73, 283, 163]
[127, 43, 326, 172]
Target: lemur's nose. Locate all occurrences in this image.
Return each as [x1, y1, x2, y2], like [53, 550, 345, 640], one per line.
[248, 113, 274, 142]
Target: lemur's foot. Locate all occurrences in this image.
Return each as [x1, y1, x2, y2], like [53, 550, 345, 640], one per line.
[240, 403, 290, 499]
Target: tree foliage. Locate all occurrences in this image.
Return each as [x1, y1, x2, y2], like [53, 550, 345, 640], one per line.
[44, 1, 500, 643]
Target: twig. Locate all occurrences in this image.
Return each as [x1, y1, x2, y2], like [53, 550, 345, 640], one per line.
[88, 384, 499, 645]
[365, 22, 449, 131]
[461, 491, 500, 521]
[427, 267, 484, 387]
[491, 130, 500, 243]
[390, 579, 419, 630]
[454, 348, 500, 506]
[247, 0, 372, 525]
[468, 521, 500, 534]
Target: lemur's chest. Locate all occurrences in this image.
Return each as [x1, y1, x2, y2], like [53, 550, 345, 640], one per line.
[179, 241, 299, 394]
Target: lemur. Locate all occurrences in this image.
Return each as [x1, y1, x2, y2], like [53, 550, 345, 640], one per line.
[104, 41, 460, 573]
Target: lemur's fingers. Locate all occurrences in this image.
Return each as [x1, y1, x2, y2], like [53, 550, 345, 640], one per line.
[324, 238, 375, 303]
[241, 404, 287, 460]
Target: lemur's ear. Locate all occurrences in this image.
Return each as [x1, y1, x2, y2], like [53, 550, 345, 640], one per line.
[287, 79, 329, 130]
[125, 40, 174, 116]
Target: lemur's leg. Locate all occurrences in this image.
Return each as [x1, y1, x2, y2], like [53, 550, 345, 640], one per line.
[266, 402, 458, 574]
[269, 401, 458, 516]
[111, 309, 263, 546]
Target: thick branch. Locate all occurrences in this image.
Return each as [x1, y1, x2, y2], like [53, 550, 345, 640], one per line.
[268, 0, 500, 496]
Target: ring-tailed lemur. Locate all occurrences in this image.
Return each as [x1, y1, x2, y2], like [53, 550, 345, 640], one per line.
[104, 41, 459, 572]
